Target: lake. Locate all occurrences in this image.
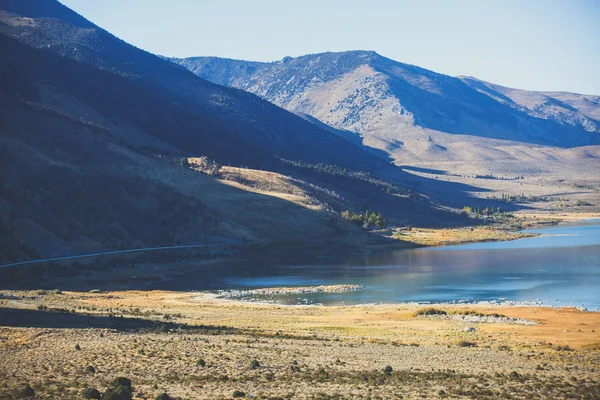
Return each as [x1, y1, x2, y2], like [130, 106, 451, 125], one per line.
[171, 220, 600, 310]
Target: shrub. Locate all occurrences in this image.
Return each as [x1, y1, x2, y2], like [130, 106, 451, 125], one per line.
[75, 344, 81, 351]
[102, 377, 133, 400]
[85, 365, 96, 373]
[232, 390, 246, 398]
[196, 358, 206, 367]
[456, 341, 476, 347]
[556, 345, 573, 351]
[154, 393, 172, 400]
[249, 359, 260, 369]
[101, 389, 123, 400]
[383, 365, 393, 375]
[414, 307, 447, 316]
[111, 377, 132, 389]
[102, 386, 132, 400]
[82, 387, 102, 399]
[21, 384, 35, 397]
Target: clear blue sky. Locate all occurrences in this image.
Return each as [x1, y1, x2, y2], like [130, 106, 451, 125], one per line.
[60, 0, 600, 94]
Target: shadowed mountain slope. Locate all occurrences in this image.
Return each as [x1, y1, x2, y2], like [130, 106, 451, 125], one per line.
[0, 1, 399, 172]
[0, 1, 473, 264]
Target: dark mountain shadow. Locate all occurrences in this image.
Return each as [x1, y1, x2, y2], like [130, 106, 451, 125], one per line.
[0, 307, 235, 332]
[389, 170, 533, 212]
[383, 75, 595, 147]
[0, 3, 401, 174]
[458, 77, 517, 105]
[295, 112, 395, 162]
[0, 33, 275, 169]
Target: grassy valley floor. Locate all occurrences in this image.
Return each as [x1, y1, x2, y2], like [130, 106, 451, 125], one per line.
[1, 290, 599, 399]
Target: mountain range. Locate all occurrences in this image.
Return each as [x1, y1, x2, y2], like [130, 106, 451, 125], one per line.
[173, 52, 600, 165]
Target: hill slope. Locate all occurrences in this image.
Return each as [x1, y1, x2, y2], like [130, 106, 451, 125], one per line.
[0, 1, 465, 264]
[0, 3, 398, 173]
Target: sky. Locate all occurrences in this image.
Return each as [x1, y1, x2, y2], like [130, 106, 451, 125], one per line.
[60, 0, 600, 94]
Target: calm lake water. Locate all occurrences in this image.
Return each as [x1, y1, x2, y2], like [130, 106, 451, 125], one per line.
[171, 220, 600, 310]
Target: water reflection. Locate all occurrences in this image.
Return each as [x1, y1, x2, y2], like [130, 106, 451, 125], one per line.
[167, 222, 600, 309]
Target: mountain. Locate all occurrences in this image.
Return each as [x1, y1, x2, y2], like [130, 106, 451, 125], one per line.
[0, 4, 400, 172]
[0, 1, 466, 264]
[459, 76, 600, 132]
[173, 51, 600, 164]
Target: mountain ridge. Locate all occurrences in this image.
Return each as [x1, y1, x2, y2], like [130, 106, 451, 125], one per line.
[173, 50, 600, 153]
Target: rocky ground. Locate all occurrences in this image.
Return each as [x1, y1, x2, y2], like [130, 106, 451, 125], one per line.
[1, 290, 599, 399]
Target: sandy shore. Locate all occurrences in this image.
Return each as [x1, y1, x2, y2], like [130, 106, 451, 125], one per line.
[1, 289, 599, 399]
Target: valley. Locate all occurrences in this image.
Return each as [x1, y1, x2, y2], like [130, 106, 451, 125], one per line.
[0, 1, 599, 399]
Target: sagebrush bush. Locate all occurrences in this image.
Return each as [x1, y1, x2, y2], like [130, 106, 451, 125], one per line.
[21, 384, 35, 397]
[82, 387, 101, 399]
[414, 308, 447, 316]
[101, 377, 133, 400]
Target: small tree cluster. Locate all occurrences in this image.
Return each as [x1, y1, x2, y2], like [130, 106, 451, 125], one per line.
[341, 209, 386, 229]
[462, 206, 503, 215]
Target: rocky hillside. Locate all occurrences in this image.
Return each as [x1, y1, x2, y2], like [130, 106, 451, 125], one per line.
[173, 52, 600, 163]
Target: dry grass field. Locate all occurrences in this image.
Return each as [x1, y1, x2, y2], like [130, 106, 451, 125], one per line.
[1, 290, 599, 399]
[391, 227, 537, 247]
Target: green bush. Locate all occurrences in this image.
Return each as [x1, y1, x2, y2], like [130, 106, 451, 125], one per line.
[196, 358, 206, 367]
[85, 365, 96, 373]
[232, 390, 246, 398]
[154, 393, 172, 400]
[249, 359, 260, 369]
[383, 365, 393, 375]
[456, 341, 476, 347]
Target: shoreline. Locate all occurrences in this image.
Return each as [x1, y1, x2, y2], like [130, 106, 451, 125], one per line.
[0, 211, 597, 293]
[199, 289, 596, 312]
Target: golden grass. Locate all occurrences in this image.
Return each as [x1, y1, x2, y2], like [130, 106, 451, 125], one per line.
[393, 226, 537, 246]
